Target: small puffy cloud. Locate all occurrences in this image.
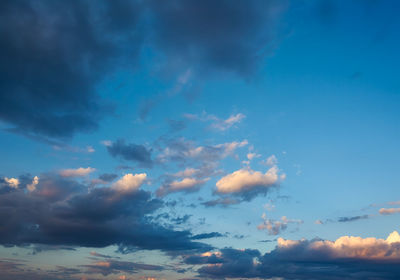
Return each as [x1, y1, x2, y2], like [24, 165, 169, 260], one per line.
[258, 214, 303, 235]
[59, 167, 96, 178]
[157, 177, 209, 197]
[86, 146, 95, 153]
[112, 173, 147, 193]
[215, 166, 284, 200]
[4, 177, 19, 188]
[27, 176, 39, 192]
[379, 207, 400, 215]
[264, 155, 277, 166]
[263, 202, 275, 211]
[247, 152, 260, 161]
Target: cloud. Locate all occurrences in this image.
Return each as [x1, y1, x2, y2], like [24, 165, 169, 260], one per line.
[27, 176, 39, 192]
[4, 177, 19, 188]
[59, 167, 96, 178]
[186, 112, 246, 131]
[0, 173, 211, 254]
[0, 1, 288, 140]
[83, 259, 163, 276]
[194, 231, 400, 279]
[337, 215, 370, 222]
[191, 232, 224, 240]
[157, 177, 209, 197]
[202, 197, 240, 208]
[112, 173, 147, 193]
[0, 0, 144, 139]
[107, 139, 153, 167]
[157, 138, 247, 165]
[215, 166, 284, 201]
[379, 208, 400, 215]
[263, 155, 278, 166]
[257, 214, 303, 235]
[148, 0, 287, 78]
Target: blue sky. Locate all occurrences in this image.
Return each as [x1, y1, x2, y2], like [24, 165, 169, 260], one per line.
[1, 1, 400, 279]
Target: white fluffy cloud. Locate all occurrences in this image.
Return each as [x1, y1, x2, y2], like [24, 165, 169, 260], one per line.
[216, 166, 283, 194]
[4, 177, 19, 188]
[278, 231, 400, 260]
[27, 176, 39, 192]
[60, 167, 96, 177]
[112, 173, 147, 193]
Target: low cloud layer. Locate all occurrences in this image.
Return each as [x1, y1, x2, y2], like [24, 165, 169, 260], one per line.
[0, 172, 210, 254]
[192, 231, 400, 279]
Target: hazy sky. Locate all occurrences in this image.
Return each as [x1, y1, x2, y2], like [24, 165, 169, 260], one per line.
[1, 1, 400, 279]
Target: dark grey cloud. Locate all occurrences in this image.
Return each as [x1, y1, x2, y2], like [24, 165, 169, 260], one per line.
[107, 139, 153, 167]
[337, 214, 370, 223]
[0, 0, 288, 140]
[0, 0, 144, 139]
[148, 0, 287, 78]
[98, 173, 118, 182]
[191, 232, 224, 240]
[202, 197, 240, 208]
[0, 173, 211, 255]
[82, 259, 163, 276]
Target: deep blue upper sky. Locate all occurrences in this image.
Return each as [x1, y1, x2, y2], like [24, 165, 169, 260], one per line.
[0, 1, 400, 279]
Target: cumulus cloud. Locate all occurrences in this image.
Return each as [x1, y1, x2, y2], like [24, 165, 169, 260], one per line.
[111, 173, 147, 193]
[257, 214, 303, 235]
[27, 176, 39, 192]
[379, 208, 400, 215]
[157, 177, 209, 197]
[215, 166, 284, 201]
[4, 177, 19, 188]
[106, 139, 153, 168]
[59, 167, 96, 178]
[194, 231, 400, 280]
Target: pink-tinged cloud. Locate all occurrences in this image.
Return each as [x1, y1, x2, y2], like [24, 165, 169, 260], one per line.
[278, 231, 400, 260]
[59, 167, 95, 177]
[216, 166, 283, 194]
[379, 207, 400, 215]
[157, 177, 209, 197]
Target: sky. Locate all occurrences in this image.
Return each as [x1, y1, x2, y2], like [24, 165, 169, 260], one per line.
[0, 0, 400, 279]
